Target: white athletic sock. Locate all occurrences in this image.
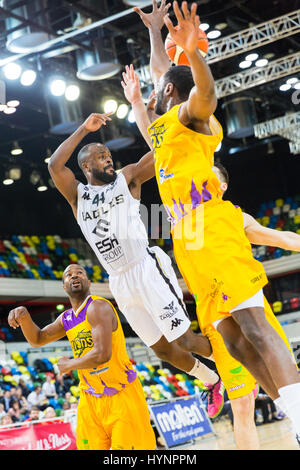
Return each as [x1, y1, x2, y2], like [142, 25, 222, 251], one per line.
[274, 396, 287, 415]
[279, 383, 300, 435]
[188, 358, 219, 385]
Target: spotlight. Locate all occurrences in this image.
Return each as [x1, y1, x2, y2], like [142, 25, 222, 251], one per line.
[3, 178, 14, 185]
[11, 141, 23, 156]
[3, 107, 16, 114]
[294, 82, 300, 90]
[255, 58, 268, 67]
[200, 23, 210, 32]
[116, 104, 129, 119]
[0, 105, 7, 112]
[245, 53, 259, 62]
[207, 30, 221, 39]
[103, 99, 118, 114]
[7, 100, 20, 108]
[286, 77, 299, 85]
[128, 109, 136, 123]
[65, 84, 80, 101]
[3, 62, 22, 80]
[279, 84, 291, 91]
[44, 148, 52, 164]
[50, 79, 66, 97]
[37, 182, 48, 192]
[20, 70, 37, 86]
[239, 60, 252, 69]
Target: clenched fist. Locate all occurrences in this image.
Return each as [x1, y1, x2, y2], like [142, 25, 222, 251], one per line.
[8, 306, 30, 329]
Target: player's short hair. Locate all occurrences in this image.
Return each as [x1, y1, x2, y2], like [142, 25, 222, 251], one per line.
[164, 65, 194, 101]
[214, 161, 229, 185]
[77, 143, 108, 169]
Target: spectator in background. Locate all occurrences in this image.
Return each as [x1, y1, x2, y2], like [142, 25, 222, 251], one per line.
[8, 400, 23, 423]
[0, 413, 13, 428]
[54, 373, 69, 397]
[255, 388, 284, 425]
[0, 390, 12, 412]
[27, 385, 48, 411]
[18, 378, 31, 398]
[15, 387, 28, 413]
[42, 375, 57, 400]
[24, 406, 43, 423]
[0, 403, 6, 421]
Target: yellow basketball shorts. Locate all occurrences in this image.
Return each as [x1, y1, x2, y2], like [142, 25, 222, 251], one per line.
[76, 379, 156, 450]
[202, 296, 296, 400]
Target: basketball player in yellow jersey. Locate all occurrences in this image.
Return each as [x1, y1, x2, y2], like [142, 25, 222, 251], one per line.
[8, 264, 156, 450]
[134, 0, 300, 440]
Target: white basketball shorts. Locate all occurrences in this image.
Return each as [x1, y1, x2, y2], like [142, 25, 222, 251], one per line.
[109, 246, 191, 347]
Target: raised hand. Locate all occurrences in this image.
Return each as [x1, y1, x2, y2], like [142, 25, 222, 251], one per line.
[134, 0, 171, 30]
[8, 306, 30, 329]
[82, 113, 112, 133]
[164, 1, 200, 55]
[121, 64, 142, 105]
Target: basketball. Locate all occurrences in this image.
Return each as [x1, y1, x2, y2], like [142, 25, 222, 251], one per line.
[165, 27, 209, 66]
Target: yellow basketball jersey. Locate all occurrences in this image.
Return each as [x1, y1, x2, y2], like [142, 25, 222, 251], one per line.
[148, 103, 223, 228]
[61, 295, 137, 397]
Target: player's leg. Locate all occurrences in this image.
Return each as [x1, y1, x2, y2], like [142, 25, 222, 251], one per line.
[109, 380, 156, 450]
[76, 391, 111, 450]
[230, 393, 259, 450]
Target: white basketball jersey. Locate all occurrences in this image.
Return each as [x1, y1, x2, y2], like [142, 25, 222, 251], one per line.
[77, 172, 149, 275]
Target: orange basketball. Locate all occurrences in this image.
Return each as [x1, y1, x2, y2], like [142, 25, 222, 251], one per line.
[165, 27, 209, 66]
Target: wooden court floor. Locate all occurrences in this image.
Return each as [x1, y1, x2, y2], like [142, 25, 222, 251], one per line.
[186, 417, 299, 450]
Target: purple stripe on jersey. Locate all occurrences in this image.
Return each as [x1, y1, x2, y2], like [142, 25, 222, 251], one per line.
[202, 181, 212, 203]
[61, 296, 93, 332]
[190, 180, 202, 209]
[125, 366, 137, 383]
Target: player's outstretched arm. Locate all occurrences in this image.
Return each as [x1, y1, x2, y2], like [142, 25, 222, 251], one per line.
[164, 1, 217, 125]
[243, 212, 300, 251]
[57, 300, 116, 374]
[48, 113, 112, 210]
[134, 0, 171, 88]
[121, 64, 153, 149]
[8, 306, 65, 347]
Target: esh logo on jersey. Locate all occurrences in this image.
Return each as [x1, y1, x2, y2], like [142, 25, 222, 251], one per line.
[160, 301, 179, 321]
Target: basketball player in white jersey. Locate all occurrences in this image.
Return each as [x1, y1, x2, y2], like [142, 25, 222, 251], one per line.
[48, 112, 225, 415]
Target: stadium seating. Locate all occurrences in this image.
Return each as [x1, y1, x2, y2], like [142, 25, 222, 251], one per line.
[0, 234, 108, 282]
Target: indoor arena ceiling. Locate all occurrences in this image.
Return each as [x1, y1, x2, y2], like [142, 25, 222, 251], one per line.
[0, 0, 299, 222]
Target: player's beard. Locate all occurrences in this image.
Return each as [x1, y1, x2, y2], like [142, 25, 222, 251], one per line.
[91, 166, 117, 184]
[154, 88, 166, 116]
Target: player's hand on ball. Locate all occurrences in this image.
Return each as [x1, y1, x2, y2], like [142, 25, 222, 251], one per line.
[83, 113, 112, 133]
[8, 306, 30, 329]
[164, 1, 200, 55]
[134, 0, 171, 30]
[121, 64, 142, 105]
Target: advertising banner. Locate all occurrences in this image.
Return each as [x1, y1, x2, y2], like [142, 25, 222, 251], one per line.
[0, 422, 77, 450]
[150, 395, 213, 448]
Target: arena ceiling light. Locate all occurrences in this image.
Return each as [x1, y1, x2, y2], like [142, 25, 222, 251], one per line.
[50, 79, 66, 97]
[255, 58, 269, 67]
[116, 103, 129, 119]
[0, 105, 7, 112]
[286, 77, 299, 85]
[294, 82, 300, 90]
[37, 181, 48, 192]
[207, 30, 221, 39]
[239, 60, 252, 69]
[279, 83, 291, 91]
[3, 177, 14, 186]
[65, 84, 80, 101]
[103, 99, 118, 114]
[200, 23, 210, 32]
[128, 109, 136, 123]
[44, 148, 52, 164]
[3, 62, 22, 80]
[7, 100, 20, 108]
[20, 69, 37, 86]
[3, 106, 16, 114]
[11, 141, 23, 156]
[245, 53, 259, 62]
